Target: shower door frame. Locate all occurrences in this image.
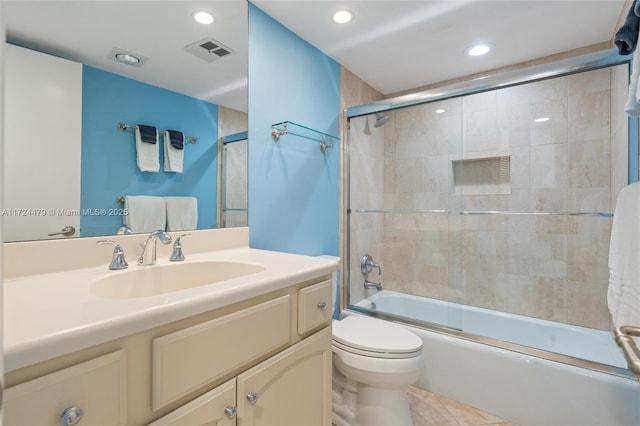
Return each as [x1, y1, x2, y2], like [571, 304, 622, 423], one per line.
[343, 48, 635, 379]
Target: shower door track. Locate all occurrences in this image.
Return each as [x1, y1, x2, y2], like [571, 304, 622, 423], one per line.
[346, 305, 637, 381]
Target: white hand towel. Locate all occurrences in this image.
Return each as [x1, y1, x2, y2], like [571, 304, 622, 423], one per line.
[165, 196, 198, 231]
[164, 130, 184, 173]
[627, 27, 640, 116]
[135, 126, 160, 172]
[123, 195, 167, 233]
[608, 182, 640, 345]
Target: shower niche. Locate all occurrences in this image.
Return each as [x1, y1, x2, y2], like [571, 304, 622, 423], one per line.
[451, 155, 511, 195]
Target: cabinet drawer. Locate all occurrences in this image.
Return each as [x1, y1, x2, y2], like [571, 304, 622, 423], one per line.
[148, 378, 236, 426]
[298, 279, 333, 334]
[4, 350, 127, 426]
[153, 295, 291, 410]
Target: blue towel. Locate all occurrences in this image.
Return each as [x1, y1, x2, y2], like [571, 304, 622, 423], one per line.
[166, 129, 184, 150]
[615, 0, 640, 55]
[137, 125, 157, 144]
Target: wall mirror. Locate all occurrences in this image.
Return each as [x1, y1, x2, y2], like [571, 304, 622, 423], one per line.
[2, 0, 248, 242]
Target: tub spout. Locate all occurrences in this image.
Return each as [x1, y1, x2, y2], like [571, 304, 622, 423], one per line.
[364, 279, 382, 291]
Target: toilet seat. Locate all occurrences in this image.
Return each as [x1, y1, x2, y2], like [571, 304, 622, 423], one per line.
[332, 316, 422, 359]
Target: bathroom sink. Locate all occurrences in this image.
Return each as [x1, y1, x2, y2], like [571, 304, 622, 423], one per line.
[91, 261, 266, 299]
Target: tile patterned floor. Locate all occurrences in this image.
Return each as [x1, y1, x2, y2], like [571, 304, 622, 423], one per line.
[408, 386, 519, 426]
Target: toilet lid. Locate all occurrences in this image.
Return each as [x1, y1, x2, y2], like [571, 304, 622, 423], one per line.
[332, 316, 422, 356]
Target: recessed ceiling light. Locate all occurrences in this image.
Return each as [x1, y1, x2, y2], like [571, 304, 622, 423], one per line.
[466, 42, 493, 57]
[534, 117, 550, 123]
[115, 53, 140, 65]
[435, 109, 445, 114]
[193, 11, 214, 25]
[333, 10, 353, 24]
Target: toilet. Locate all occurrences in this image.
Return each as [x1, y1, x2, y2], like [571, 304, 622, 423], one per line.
[331, 315, 424, 426]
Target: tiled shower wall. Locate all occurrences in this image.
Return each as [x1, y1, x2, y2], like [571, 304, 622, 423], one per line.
[350, 64, 628, 330]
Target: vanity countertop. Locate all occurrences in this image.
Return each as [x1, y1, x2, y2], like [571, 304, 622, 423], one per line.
[3, 245, 338, 372]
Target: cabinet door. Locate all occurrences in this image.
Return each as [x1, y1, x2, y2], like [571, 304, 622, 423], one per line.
[236, 327, 332, 426]
[148, 378, 237, 426]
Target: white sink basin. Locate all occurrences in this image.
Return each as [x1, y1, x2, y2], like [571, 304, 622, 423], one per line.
[91, 261, 266, 299]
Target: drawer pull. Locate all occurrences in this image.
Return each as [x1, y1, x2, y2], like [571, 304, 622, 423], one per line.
[317, 301, 327, 310]
[246, 392, 258, 405]
[224, 405, 237, 419]
[61, 406, 83, 426]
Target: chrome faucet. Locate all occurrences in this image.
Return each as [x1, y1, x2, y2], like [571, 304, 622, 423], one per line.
[364, 279, 383, 291]
[96, 240, 128, 270]
[170, 233, 192, 261]
[361, 253, 383, 291]
[361, 254, 382, 275]
[138, 230, 172, 265]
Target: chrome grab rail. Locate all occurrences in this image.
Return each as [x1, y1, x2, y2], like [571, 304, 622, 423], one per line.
[352, 209, 613, 217]
[614, 326, 640, 378]
[460, 210, 613, 217]
[354, 209, 447, 214]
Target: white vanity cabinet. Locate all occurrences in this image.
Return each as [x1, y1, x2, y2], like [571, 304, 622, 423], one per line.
[4, 276, 334, 426]
[150, 328, 332, 426]
[150, 279, 333, 426]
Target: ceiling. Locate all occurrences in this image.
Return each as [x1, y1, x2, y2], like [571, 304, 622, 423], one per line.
[254, 0, 627, 96]
[3, 1, 248, 112]
[3, 1, 627, 111]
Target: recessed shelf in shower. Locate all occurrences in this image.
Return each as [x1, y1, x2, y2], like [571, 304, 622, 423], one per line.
[451, 155, 511, 195]
[271, 121, 339, 152]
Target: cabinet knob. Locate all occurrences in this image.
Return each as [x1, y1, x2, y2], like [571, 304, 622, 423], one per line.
[317, 301, 327, 310]
[246, 391, 258, 405]
[61, 406, 83, 426]
[224, 405, 237, 419]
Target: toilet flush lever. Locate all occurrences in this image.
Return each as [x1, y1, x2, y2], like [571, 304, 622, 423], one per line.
[361, 254, 382, 275]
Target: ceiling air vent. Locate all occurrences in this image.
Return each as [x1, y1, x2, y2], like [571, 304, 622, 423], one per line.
[184, 37, 235, 62]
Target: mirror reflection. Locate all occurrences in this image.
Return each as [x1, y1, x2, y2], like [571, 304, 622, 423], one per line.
[2, 1, 248, 242]
[220, 131, 248, 228]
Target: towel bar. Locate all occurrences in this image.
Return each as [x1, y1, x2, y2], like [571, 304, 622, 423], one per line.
[117, 123, 198, 144]
[460, 210, 613, 217]
[614, 326, 640, 378]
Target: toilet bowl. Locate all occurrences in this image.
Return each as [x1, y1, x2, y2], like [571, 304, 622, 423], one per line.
[332, 315, 424, 426]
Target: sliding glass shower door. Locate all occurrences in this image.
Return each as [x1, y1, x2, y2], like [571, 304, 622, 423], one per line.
[346, 59, 631, 369]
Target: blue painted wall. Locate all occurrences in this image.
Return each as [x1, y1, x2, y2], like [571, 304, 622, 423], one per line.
[248, 4, 340, 256]
[80, 66, 218, 236]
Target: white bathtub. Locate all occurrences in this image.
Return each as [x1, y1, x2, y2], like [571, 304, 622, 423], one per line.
[351, 290, 640, 426]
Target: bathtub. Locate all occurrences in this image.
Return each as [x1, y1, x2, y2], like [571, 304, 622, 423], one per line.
[351, 290, 640, 426]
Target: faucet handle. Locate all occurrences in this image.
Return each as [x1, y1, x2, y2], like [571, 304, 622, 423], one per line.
[361, 254, 382, 276]
[170, 233, 192, 262]
[96, 240, 128, 270]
